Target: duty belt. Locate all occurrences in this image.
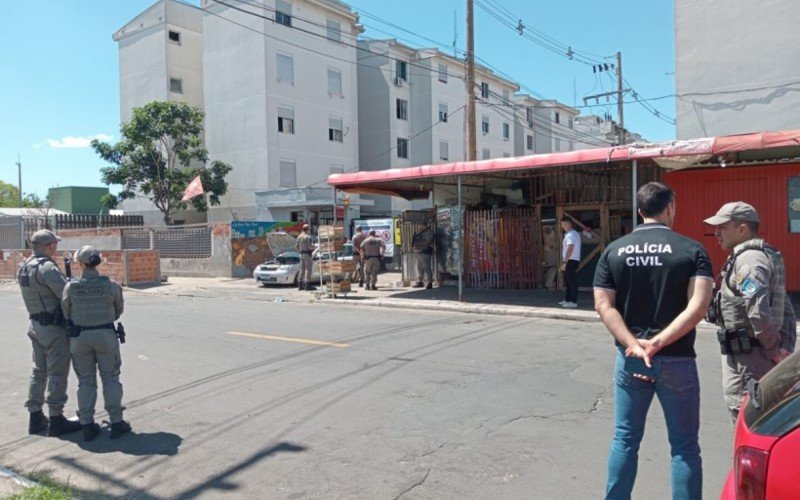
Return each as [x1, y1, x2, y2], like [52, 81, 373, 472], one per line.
[29, 312, 55, 323]
[78, 323, 115, 332]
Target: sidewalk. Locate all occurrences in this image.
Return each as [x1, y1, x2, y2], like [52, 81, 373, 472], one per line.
[127, 273, 601, 322]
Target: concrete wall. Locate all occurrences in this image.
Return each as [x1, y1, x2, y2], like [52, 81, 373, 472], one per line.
[0, 250, 160, 286]
[675, 0, 800, 139]
[56, 228, 123, 251]
[159, 223, 233, 278]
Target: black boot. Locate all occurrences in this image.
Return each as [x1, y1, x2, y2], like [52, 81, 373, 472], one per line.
[412, 282, 423, 288]
[298, 282, 304, 290]
[47, 415, 81, 436]
[28, 411, 49, 435]
[425, 283, 433, 289]
[110, 420, 132, 439]
[358, 282, 364, 288]
[82, 422, 100, 442]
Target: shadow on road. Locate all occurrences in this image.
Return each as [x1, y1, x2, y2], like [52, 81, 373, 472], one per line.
[55, 430, 182, 456]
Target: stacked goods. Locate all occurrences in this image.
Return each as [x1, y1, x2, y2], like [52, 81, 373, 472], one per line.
[319, 260, 357, 274]
[318, 225, 344, 238]
[318, 240, 345, 252]
[325, 280, 351, 293]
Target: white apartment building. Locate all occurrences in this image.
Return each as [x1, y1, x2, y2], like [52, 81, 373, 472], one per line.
[202, 0, 361, 223]
[357, 39, 518, 216]
[114, 0, 205, 224]
[573, 114, 643, 149]
[511, 95, 591, 155]
[675, 0, 800, 139]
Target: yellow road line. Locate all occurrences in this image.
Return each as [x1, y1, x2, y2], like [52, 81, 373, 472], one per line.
[226, 331, 348, 348]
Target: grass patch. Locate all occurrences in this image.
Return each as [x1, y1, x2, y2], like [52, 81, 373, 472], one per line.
[5, 472, 74, 500]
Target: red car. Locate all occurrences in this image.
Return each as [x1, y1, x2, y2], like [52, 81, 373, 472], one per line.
[721, 350, 800, 499]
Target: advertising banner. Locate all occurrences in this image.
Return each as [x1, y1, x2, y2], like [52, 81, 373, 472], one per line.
[353, 218, 395, 257]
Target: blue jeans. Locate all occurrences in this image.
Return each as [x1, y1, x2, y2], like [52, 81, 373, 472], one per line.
[606, 349, 702, 500]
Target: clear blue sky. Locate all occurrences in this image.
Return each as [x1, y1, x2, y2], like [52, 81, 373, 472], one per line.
[0, 0, 675, 199]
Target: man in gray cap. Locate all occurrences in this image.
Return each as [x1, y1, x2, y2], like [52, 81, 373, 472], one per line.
[294, 223, 316, 291]
[704, 201, 796, 424]
[350, 225, 366, 287]
[17, 229, 81, 436]
[62, 245, 129, 441]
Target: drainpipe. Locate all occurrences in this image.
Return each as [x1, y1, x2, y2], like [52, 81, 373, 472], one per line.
[631, 159, 638, 228]
[458, 175, 463, 302]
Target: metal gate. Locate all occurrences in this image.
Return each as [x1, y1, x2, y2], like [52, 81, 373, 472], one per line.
[464, 208, 540, 289]
[0, 216, 24, 249]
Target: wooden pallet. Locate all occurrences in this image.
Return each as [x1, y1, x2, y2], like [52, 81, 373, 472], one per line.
[319, 261, 356, 273]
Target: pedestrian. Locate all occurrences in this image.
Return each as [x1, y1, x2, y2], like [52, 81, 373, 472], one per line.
[360, 229, 385, 290]
[593, 182, 713, 499]
[17, 229, 81, 436]
[411, 223, 434, 289]
[703, 202, 796, 424]
[350, 225, 366, 288]
[295, 223, 316, 291]
[62, 246, 130, 441]
[559, 217, 581, 308]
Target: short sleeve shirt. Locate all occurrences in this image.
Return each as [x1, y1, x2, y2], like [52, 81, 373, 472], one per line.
[593, 222, 713, 357]
[562, 229, 581, 262]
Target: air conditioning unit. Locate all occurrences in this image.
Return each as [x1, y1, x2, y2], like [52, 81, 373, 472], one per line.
[394, 77, 405, 87]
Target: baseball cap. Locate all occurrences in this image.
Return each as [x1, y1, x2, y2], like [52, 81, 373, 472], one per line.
[31, 230, 60, 246]
[75, 245, 101, 265]
[703, 202, 759, 226]
[302, 223, 310, 229]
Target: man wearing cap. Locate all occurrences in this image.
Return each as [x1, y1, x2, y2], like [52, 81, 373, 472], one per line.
[295, 224, 316, 291]
[350, 226, 366, 288]
[17, 230, 81, 436]
[704, 202, 796, 424]
[361, 229, 385, 290]
[62, 246, 130, 441]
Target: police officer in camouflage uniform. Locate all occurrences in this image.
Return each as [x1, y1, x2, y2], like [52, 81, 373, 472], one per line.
[17, 229, 81, 436]
[704, 202, 796, 424]
[350, 226, 366, 288]
[62, 246, 130, 441]
[412, 224, 434, 289]
[295, 224, 316, 291]
[361, 230, 385, 290]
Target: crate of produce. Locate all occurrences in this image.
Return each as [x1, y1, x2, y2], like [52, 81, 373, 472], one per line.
[318, 240, 345, 252]
[319, 260, 356, 274]
[325, 281, 351, 293]
[318, 225, 344, 238]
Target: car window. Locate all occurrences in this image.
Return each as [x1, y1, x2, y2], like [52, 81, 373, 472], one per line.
[744, 350, 800, 435]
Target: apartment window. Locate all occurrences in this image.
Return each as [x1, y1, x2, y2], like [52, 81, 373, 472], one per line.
[277, 106, 294, 134]
[555, 111, 560, 124]
[330, 165, 344, 175]
[168, 30, 181, 45]
[394, 99, 407, 120]
[481, 115, 489, 135]
[397, 138, 409, 159]
[438, 63, 448, 83]
[438, 102, 448, 123]
[526, 134, 534, 150]
[326, 19, 341, 43]
[568, 117, 574, 129]
[275, 0, 292, 26]
[279, 160, 296, 187]
[482, 148, 490, 160]
[327, 68, 342, 95]
[502, 122, 510, 140]
[396, 60, 407, 81]
[328, 117, 343, 142]
[480, 82, 489, 99]
[169, 78, 183, 94]
[439, 141, 449, 161]
[526, 107, 534, 126]
[277, 53, 294, 84]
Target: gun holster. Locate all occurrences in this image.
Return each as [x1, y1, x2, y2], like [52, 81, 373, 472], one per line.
[66, 321, 82, 338]
[717, 328, 754, 356]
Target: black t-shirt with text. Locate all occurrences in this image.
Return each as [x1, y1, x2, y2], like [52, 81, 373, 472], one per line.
[593, 223, 713, 357]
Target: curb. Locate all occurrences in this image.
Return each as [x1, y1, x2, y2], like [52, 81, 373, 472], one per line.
[318, 297, 601, 322]
[0, 465, 37, 494]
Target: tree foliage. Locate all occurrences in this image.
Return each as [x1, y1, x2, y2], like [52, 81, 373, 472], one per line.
[92, 101, 233, 225]
[0, 181, 45, 208]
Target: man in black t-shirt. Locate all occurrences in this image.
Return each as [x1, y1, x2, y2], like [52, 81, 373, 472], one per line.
[593, 182, 713, 500]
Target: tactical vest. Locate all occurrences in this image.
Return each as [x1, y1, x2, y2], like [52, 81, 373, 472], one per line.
[296, 234, 313, 253]
[18, 255, 62, 315]
[67, 275, 117, 327]
[363, 237, 383, 257]
[717, 239, 791, 347]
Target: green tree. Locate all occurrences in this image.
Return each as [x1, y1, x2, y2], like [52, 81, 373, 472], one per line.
[0, 180, 21, 207]
[92, 101, 232, 225]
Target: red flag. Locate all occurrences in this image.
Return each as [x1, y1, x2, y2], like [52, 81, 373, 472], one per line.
[181, 175, 204, 201]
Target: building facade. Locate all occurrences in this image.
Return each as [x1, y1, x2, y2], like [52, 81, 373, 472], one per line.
[357, 40, 519, 216]
[202, 0, 361, 223]
[675, 0, 800, 139]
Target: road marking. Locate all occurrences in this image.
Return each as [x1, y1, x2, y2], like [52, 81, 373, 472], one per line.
[226, 331, 349, 348]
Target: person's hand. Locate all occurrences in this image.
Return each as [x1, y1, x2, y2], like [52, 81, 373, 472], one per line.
[625, 340, 656, 383]
[560, 263, 566, 271]
[765, 347, 791, 365]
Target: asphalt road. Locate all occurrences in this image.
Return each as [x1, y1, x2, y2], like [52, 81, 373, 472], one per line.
[0, 284, 733, 499]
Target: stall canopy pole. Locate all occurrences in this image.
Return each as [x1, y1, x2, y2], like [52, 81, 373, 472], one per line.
[332, 188, 337, 225]
[458, 175, 463, 302]
[631, 160, 638, 228]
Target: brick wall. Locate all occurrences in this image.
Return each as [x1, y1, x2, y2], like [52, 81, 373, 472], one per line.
[0, 249, 160, 286]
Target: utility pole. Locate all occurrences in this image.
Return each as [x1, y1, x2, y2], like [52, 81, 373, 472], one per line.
[465, 0, 477, 161]
[16, 154, 22, 206]
[616, 51, 625, 146]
